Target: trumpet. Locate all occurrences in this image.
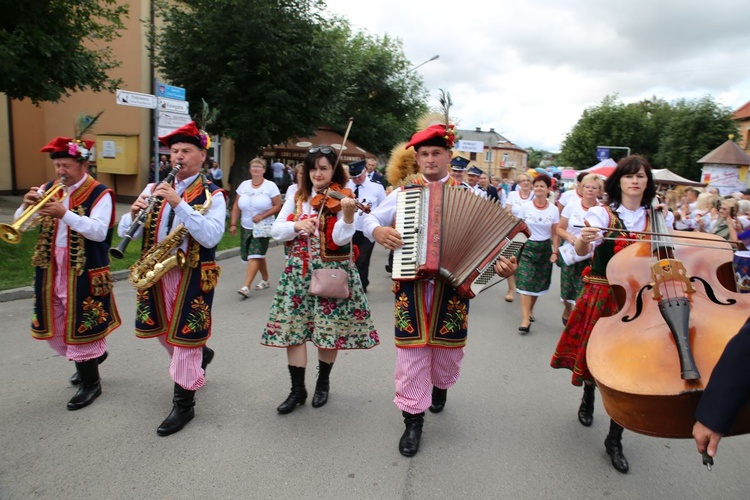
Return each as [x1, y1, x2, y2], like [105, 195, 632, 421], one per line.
[110, 164, 183, 259]
[0, 181, 67, 244]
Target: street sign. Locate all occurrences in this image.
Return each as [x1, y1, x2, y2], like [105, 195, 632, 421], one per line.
[157, 111, 191, 129]
[596, 147, 610, 161]
[116, 89, 157, 109]
[156, 83, 186, 100]
[456, 140, 485, 153]
[158, 97, 189, 114]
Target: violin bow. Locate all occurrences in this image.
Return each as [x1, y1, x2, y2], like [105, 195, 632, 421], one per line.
[573, 225, 743, 248]
[332, 117, 354, 172]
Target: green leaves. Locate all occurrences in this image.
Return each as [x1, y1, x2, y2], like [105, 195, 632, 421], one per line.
[560, 94, 737, 178]
[1, 0, 128, 103]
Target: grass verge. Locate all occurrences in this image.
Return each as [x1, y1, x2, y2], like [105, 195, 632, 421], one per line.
[0, 231, 240, 291]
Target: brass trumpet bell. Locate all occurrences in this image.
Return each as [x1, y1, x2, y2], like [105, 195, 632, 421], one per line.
[0, 182, 67, 244]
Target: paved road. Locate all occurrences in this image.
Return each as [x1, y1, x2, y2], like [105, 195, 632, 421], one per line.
[0, 244, 747, 499]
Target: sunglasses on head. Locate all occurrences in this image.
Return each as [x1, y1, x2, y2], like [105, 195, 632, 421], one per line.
[309, 146, 334, 155]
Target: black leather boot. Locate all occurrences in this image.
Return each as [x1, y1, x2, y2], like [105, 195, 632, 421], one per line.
[312, 361, 333, 408]
[578, 384, 595, 427]
[67, 359, 102, 410]
[399, 411, 424, 457]
[201, 346, 215, 373]
[604, 419, 629, 473]
[157, 383, 196, 436]
[70, 351, 108, 386]
[277, 365, 307, 414]
[428, 386, 447, 413]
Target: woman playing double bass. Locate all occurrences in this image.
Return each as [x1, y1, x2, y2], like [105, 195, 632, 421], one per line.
[550, 155, 673, 474]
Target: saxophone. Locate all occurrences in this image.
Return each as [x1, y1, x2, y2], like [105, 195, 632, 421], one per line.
[128, 175, 213, 290]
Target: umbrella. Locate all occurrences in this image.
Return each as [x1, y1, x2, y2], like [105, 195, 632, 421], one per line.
[585, 165, 616, 177]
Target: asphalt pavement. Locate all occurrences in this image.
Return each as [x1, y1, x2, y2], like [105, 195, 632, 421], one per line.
[0, 233, 748, 499]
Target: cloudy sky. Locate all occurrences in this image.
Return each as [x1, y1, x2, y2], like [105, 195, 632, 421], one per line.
[324, 0, 750, 154]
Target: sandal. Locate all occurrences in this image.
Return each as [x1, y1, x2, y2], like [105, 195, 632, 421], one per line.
[237, 286, 250, 298]
[254, 280, 270, 290]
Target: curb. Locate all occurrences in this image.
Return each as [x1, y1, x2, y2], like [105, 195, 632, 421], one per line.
[0, 245, 259, 303]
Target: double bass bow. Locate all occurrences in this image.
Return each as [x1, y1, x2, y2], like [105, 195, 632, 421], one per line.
[586, 202, 750, 439]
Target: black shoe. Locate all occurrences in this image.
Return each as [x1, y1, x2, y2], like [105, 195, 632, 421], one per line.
[67, 359, 102, 411]
[578, 384, 595, 427]
[518, 325, 530, 334]
[157, 383, 196, 436]
[312, 361, 333, 408]
[70, 351, 108, 386]
[385, 264, 392, 273]
[429, 387, 447, 413]
[399, 411, 424, 457]
[277, 365, 307, 414]
[201, 346, 215, 373]
[604, 420, 629, 473]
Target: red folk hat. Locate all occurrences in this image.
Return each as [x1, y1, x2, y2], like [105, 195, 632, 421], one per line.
[405, 123, 456, 150]
[159, 121, 211, 150]
[40, 137, 95, 161]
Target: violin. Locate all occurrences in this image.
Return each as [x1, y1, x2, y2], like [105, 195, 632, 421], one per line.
[587, 203, 750, 438]
[310, 184, 370, 214]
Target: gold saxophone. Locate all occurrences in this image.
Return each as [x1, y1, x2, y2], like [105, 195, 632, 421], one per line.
[128, 176, 213, 290]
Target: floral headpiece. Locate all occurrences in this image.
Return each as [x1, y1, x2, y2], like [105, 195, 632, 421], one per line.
[40, 111, 102, 161]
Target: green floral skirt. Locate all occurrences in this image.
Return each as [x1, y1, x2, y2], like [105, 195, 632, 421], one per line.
[560, 258, 590, 303]
[516, 239, 553, 295]
[262, 235, 379, 349]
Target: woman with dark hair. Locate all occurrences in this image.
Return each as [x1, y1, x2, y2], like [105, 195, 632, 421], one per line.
[515, 173, 559, 333]
[550, 155, 673, 474]
[262, 146, 379, 414]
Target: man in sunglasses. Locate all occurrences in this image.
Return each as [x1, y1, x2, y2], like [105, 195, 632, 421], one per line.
[360, 123, 518, 457]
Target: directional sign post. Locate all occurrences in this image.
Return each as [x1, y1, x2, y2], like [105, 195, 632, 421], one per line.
[156, 83, 186, 101]
[116, 89, 157, 109]
[158, 97, 189, 114]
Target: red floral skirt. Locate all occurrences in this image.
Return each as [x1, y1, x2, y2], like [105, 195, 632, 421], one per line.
[550, 278, 619, 386]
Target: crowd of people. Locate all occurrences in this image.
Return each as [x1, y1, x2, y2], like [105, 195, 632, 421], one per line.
[14, 119, 750, 473]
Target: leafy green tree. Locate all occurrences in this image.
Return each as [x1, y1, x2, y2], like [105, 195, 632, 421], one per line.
[654, 96, 737, 179]
[560, 94, 738, 180]
[0, 0, 128, 103]
[151, 0, 426, 188]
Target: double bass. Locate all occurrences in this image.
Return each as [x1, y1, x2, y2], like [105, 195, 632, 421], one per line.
[587, 206, 750, 438]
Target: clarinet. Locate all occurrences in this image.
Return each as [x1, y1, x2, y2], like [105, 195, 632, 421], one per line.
[110, 164, 182, 259]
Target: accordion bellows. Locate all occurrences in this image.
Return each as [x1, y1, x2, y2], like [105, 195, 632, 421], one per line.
[393, 182, 529, 298]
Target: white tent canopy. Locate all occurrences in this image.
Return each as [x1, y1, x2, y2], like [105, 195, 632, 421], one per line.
[652, 168, 706, 187]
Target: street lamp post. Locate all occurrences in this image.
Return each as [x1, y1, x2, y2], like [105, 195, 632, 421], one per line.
[409, 54, 439, 73]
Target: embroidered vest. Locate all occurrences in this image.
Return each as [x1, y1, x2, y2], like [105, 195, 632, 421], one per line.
[393, 175, 469, 348]
[134, 177, 224, 347]
[589, 205, 650, 280]
[31, 178, 120, 343]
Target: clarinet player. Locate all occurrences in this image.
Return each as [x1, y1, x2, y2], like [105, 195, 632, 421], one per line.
[359, 123, 518, 457]
[117, 122, 226, 436]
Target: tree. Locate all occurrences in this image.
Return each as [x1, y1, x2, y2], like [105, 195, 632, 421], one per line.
[330, 30, 428, 156]
[0, 0, 128, 103]
[560, 94, 738, 180]
[654, 97, 737, 179]
[151, 0, 427, 188]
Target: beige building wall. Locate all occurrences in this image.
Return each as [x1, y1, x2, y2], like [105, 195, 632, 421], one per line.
[0, 97, 13, 192]
[7, 0, 155, 201]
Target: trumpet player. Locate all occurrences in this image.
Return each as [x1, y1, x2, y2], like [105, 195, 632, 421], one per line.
[118, 122, 226, 437]
[19, 136, 120, 411]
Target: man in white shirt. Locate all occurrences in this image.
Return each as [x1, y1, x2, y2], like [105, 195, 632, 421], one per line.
[21, 134, 120, 411]
[345, 159, 386, 293]
[360, 124, 517, 457]
[119, 121, 226, 436]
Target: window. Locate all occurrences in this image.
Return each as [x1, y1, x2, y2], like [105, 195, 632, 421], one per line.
[485, 150, 492, 162]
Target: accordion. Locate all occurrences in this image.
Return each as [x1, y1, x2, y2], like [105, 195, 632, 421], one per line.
[393, 182, 529, 299]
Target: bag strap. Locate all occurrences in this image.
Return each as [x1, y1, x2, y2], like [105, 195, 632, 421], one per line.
[306, 190, 353, 265]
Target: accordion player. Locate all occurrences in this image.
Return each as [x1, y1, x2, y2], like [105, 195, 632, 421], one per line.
[391, 182, 529, 298]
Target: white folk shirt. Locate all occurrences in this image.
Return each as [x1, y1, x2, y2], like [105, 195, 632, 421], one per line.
[117, 172, 226, 252]
[271, 190, 355, 245]
[520, 200, 560, 241]
[586, 204, 675, 250]
[16, 173, 113, 248]
[505, 190, 534, 217]
[345, 176, 386, 232]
